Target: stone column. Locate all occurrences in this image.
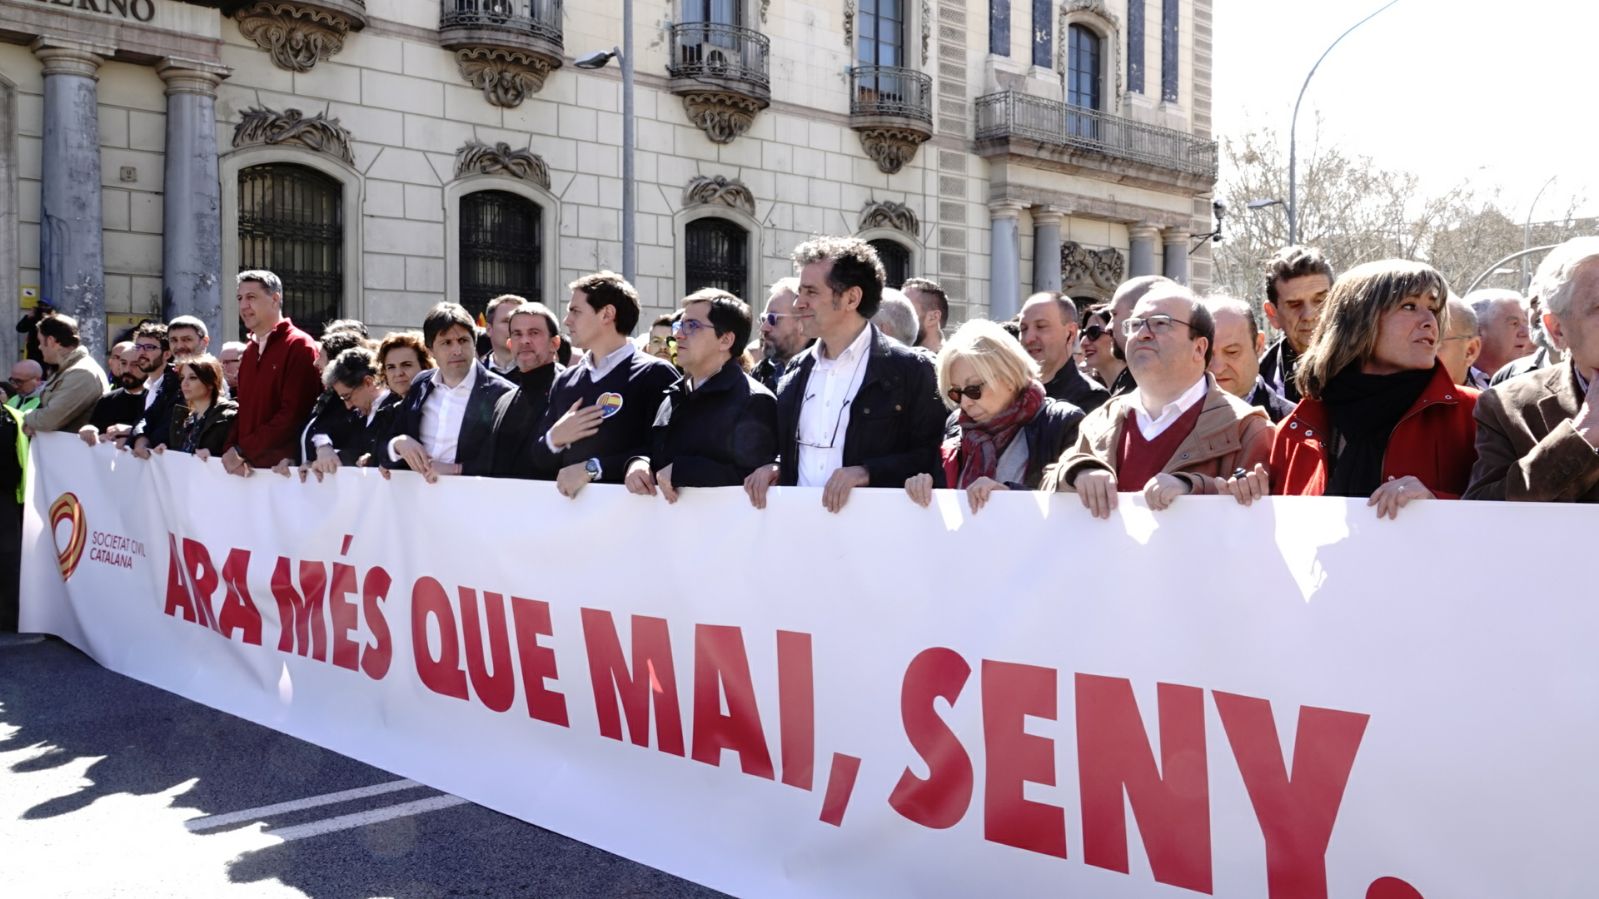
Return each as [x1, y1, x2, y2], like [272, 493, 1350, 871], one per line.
[1128, 223, 1160, 278]
[1031, 206, 1065, 294]
[1163, 228, 1190, 284]
[157, 59, 230, 340]
[988, 201, 1025, 321]
[33, 38, 111, 360]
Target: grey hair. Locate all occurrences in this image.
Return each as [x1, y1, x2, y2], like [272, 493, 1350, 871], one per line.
[1445, 294, 1477, 337]
[872, 288, 920, 345]
[767, 276, 800, 301]
[237, 269, 284, 297]
[1464, 288, 1523, 335]
[1533, 237, 1599, 318]
[168, 314, 208, 340]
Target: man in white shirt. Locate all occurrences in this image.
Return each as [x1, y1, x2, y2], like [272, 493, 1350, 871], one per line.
[481, 294, 523, 377]
[383, 302, 514, 481]
[745, 236, 946, 513]
[1044, 283, 1272, 517]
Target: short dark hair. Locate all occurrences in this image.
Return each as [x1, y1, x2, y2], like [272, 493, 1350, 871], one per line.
[319, 329, 367, 364]
[683, 288, 752, 358]
[322, 318, 368, 338]
[179, 353, 225, 404]
[791, 236, 886, 319]
[1186, 298, 1217, 366]
[902, 277, 949, 322]
[1264, 245, 1335, 305]
[422, 302, 477, 349]
[39, 313, 82, 349]
[569, 271, 641, 335]
[133, 321, 169, 353]
[652, 312, 674, 329]
[509, 301, 561, 340]
[325, 345, 381, 390]
[487, 295, 524, 324]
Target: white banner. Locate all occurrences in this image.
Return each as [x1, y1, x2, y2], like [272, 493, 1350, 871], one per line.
[20, 432, 1599, 898]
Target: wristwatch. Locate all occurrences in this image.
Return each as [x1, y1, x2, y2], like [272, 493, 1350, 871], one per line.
[584, 458, 602, 482]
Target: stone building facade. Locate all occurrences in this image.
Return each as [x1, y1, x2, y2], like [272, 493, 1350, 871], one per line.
[0, 0, 1215, 360]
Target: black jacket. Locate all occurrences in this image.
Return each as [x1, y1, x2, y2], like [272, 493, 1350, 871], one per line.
[379, 363, 516, 476]
[133, 367, 182, 441]
[775, 324, 946, 487]
[1044, 363, 1109, 414]
[638, 359, 777, 487]
[301, 390, 366, 465]
[525, 347, 678, 482]
[90, 388, 147, 432]
[488, 362, 562, 478]
[1245, 375, 1295, 424]
[1259, 338, 1302, 404]
[166, 400, 239, 456]
[1017, 398, 1086, 489]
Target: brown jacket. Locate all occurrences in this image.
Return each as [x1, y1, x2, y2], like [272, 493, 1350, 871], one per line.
[1464, 362, 1599, 502]
[1041, 374, 1273, 494]
[23, 346, 107, 433]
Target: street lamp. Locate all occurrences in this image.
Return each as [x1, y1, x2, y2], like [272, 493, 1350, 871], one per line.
[1288, 0, 1400, 246]
[576, 0, 636, 285]
[1521, 175, 1557, 290]
[1246, 198, 1284, 211]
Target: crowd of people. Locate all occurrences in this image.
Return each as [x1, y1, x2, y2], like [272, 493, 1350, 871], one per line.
[4, 233, 1598, 625]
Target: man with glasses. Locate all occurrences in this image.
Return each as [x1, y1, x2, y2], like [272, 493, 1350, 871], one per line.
[752, 277, 809, 391]
[5, 361, 44, 414]
[744, 236, 946, 513]
[1104, 275, 1174, 397]
[625, 289, 776, 499]
[1435, 295, 1483, 387]
[1044, 283, 1272, 518]
[110, 322, 182, 451]
[1019, 291, 1107, 414]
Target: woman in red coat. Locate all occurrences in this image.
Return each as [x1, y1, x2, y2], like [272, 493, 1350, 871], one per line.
[1267, 259, 1478, 518]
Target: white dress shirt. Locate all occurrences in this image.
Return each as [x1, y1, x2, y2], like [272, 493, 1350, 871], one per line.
[418, 364, 478, 464]
[796, 324, 873, 487]
[1132, 374, 1208, 441]
[544, 341, 638, 453]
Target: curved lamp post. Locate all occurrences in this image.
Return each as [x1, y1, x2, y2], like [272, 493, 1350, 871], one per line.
[575, 0, 636, 284]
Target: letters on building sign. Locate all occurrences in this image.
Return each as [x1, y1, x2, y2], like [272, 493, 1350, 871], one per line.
[39, 0, 157, 25]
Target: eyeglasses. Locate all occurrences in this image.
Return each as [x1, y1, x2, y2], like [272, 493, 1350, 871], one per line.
[671, 318, 714, 338]
[1082, 324, 1113, 342]
[134, 342, 163, 353]
[797, 398, 851, 449]
[1122, 314, 1193, 338]
[946, 383, 985, 404]
[762, 312, 796, 327]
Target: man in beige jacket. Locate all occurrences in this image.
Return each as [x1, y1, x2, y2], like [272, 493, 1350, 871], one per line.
[1043, 283, 1272, 518]
[23, 314, 106, 437]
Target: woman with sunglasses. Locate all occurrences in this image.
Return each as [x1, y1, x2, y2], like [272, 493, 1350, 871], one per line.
[1259, 259, 1478, 518]
[1079, 305, 1127, 390]
[904, 320, 1085, 513]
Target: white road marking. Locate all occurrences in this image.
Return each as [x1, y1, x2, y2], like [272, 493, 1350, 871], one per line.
[185, 778, 423, 832]
[264, 794, 470, 842]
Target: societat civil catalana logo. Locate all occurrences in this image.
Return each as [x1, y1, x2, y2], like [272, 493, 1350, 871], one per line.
[50, 492, 87, 581]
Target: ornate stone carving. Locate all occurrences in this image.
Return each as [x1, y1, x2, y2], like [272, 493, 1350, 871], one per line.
[856, 127, 929, 175]
[843, 0, 855, 49]
[234, 1, 364, 73]
[760, 0, 770, 23]
[683, 175, 755, 217]
[454, 141, 550, 189]
[679, 92, 763, 145]
[860, 200, 919, 236]
[455, 47, 556, 108]
[232, 106, 354, 165]
[922, 0, 932, 62]
[1060, 241, 1126, 292]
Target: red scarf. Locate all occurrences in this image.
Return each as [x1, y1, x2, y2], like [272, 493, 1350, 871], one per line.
[956, 380, 1045, 488]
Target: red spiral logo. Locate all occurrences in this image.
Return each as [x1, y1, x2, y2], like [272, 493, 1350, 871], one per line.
[49, 493, 87, 581]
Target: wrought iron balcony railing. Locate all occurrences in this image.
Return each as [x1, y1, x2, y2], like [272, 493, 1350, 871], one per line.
[667, 22, 770, 93]
[974, 90, 1218, 180]
[439, 0, 563, 52]
[849, 65, 932, 124]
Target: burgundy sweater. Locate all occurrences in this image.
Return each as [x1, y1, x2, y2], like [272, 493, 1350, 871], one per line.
[225, 318, 321, 467]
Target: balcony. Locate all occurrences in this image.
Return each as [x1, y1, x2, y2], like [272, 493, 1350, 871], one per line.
[439, 0, 564, 108]
[667, 22, 770, 144]
[974, 91, 1219, 188]
[849, 65, 933, 175]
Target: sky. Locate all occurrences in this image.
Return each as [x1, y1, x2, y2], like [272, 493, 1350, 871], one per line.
[1210, 0, 1599, 221]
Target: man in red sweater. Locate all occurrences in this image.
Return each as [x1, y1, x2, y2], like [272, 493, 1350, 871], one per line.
[221, 270, 321, 476]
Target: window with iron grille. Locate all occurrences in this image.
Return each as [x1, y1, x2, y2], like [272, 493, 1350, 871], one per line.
[870, 239, 910, 289]
[684, 218, 748, 299]
[459, 190, 542, 321]
[237, 164, 342, 337]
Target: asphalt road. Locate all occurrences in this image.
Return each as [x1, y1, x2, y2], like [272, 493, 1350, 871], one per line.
[0, 633, 726, 899]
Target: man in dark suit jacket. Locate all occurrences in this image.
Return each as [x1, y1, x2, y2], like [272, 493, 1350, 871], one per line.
[1465, 238, 1599, 502]
[525, 272, 678, 497]
[1019, 291, 1108, 414]
[625, 289, 777, 499]
[488, 301, 565, 477]
[744, 236, 946, 513]
[382, 302, 514, 481]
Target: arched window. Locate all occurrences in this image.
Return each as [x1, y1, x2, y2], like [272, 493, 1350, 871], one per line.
[238, 163, 342, 336]
[459, 190, 542, 320]
[869, 239, 910, 289]
[684, 218, 748, 298]
[1067, 24, 1103, 139]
